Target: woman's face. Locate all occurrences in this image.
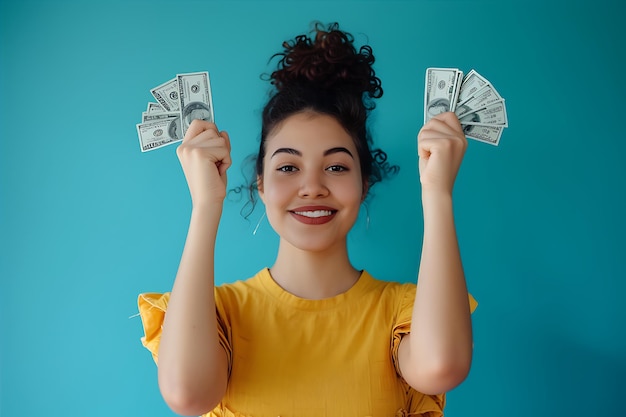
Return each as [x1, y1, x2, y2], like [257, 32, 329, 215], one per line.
[258, 112, 365, 253]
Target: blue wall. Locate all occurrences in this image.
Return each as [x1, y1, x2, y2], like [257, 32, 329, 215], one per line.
[1, 0, 625, 416]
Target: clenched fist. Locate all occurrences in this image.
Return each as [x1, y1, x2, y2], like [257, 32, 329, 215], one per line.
[417, 112, 467, 195]
[176, 120, 232, 207]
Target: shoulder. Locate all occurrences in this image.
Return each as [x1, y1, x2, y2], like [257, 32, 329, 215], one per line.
[365, 271, 478, 314]
[359, 271, 416, 318]
[362, 270, 416, 298]
[214, 268, 269, 306]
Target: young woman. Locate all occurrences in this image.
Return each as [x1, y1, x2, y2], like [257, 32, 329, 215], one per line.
[139, 22, 476, 417]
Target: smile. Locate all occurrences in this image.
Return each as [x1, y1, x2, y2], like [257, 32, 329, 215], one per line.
[289, 208, 337, 225]
[292, 210, 334, 218]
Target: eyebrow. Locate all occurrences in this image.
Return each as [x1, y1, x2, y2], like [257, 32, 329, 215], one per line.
[324, 147, 354, 158]
[271, 147, 354, 158]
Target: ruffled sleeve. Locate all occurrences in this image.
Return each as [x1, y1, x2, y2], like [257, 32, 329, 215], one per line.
[391, 286, 478, 375]
[390, 285, 478, 416]
[214, 288, 233, 377]
[137, 291, 233, 373]
[137, 292, 171, 364]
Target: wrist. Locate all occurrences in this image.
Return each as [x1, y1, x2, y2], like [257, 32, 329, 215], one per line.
[190, 201, 224, 223]
[421, 187, 453, 203]
[421, 189, 454, 216]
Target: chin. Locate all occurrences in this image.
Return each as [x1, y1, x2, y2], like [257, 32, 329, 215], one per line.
[282, 234, 347, 254]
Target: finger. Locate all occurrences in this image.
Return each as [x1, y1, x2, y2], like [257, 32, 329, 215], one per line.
[209, 146, 232, 167]
[418, 132, 466, 155]
[432, 111, 462, 126]
[209, 144, 232, 177]
[417, 130, 466, 160]
[183, 119, 220, 142]
[193, 133, 231, 163]
[419, 126, 455, 147]
[176, 135, 230, 163]
[421, 117, 461, 138]
[190, 130, 228, 148]
[178, 127, 227, 153]
[418, 129, 461, 145]
[219, 130, 232, 152]
[218, 154, 232, 177]
[419, 114, 466, 144]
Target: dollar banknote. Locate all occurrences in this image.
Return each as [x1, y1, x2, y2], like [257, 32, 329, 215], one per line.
[424, 68, 508, 146]
[458, 100, 508, 127]
[146, 102, 164, 113]
[150, 78, 180, 112]
[136, 117, 181, 152]
[456, 69, 489, 103]
[424, 68, 463, 123]
[177, 71, 214, 135]
[136, 71, 214, 152]
[462, 125, 503, 145]
[455, 84, 504, 117]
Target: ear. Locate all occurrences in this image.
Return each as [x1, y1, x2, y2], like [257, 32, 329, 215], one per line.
[257, 175, 265, 202]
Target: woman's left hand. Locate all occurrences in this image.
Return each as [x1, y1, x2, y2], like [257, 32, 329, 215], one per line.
[417, 112, 468, 195]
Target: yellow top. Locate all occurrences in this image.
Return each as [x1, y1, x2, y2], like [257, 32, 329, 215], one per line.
[138, 268, 478, 417]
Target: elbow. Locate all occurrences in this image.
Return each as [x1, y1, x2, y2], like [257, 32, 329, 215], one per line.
[160, 390, 221, 417]
[403, 357, 472, 395]
[158, 371, 225, 416]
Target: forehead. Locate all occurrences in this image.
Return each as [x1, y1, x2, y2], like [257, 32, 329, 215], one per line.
[265, 112, 357, 154]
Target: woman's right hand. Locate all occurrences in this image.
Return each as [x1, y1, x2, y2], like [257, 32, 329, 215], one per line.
[176, 119, 232, 207]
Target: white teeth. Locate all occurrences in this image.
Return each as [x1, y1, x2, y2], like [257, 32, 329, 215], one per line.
[293, 210, 333, 218]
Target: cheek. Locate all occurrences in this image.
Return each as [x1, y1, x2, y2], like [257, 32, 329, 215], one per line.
[347, 175, 366, 201]
[348, 191, 364, 211]
[261, 175, 290, 205]
[336, 180, 365, 214]
[260, 177, 291, 231]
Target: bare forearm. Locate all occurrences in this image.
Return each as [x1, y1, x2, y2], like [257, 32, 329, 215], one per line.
[405, 192, 472, 388]
[158, 203, 228, 412]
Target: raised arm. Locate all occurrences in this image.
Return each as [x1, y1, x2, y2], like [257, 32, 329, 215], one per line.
[157, 120, 231, 416]
[398, 112, 473, 395]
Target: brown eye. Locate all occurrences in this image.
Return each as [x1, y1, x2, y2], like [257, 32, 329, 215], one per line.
[278, 165, 298, 173]
[327, 165, 348, 172]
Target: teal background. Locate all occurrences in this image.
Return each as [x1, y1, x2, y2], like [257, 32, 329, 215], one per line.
[1, 0, 625, 415]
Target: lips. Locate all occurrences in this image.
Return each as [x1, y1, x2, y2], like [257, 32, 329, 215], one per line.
[289, 206, 337, 225]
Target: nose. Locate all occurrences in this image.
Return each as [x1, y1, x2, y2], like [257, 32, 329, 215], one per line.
[298, 171, 329, 198]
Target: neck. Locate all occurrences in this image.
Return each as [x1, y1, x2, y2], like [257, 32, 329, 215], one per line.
[269, 239, 360, 300]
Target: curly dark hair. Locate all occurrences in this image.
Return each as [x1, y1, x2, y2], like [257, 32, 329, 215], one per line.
[269, 23, 382, 103]
[233, 22, 398, 216]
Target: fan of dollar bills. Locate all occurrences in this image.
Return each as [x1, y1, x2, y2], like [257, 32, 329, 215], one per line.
[136, 71, 214, 152]
[424, 68, 508, 146]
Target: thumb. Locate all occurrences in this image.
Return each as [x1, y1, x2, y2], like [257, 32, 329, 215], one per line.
[219, 130, 231, 152]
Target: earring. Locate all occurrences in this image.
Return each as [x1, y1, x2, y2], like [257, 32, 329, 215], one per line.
[253, 211, 266, 236]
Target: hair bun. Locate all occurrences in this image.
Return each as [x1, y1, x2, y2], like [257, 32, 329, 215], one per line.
[270, 22, 382, 100]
